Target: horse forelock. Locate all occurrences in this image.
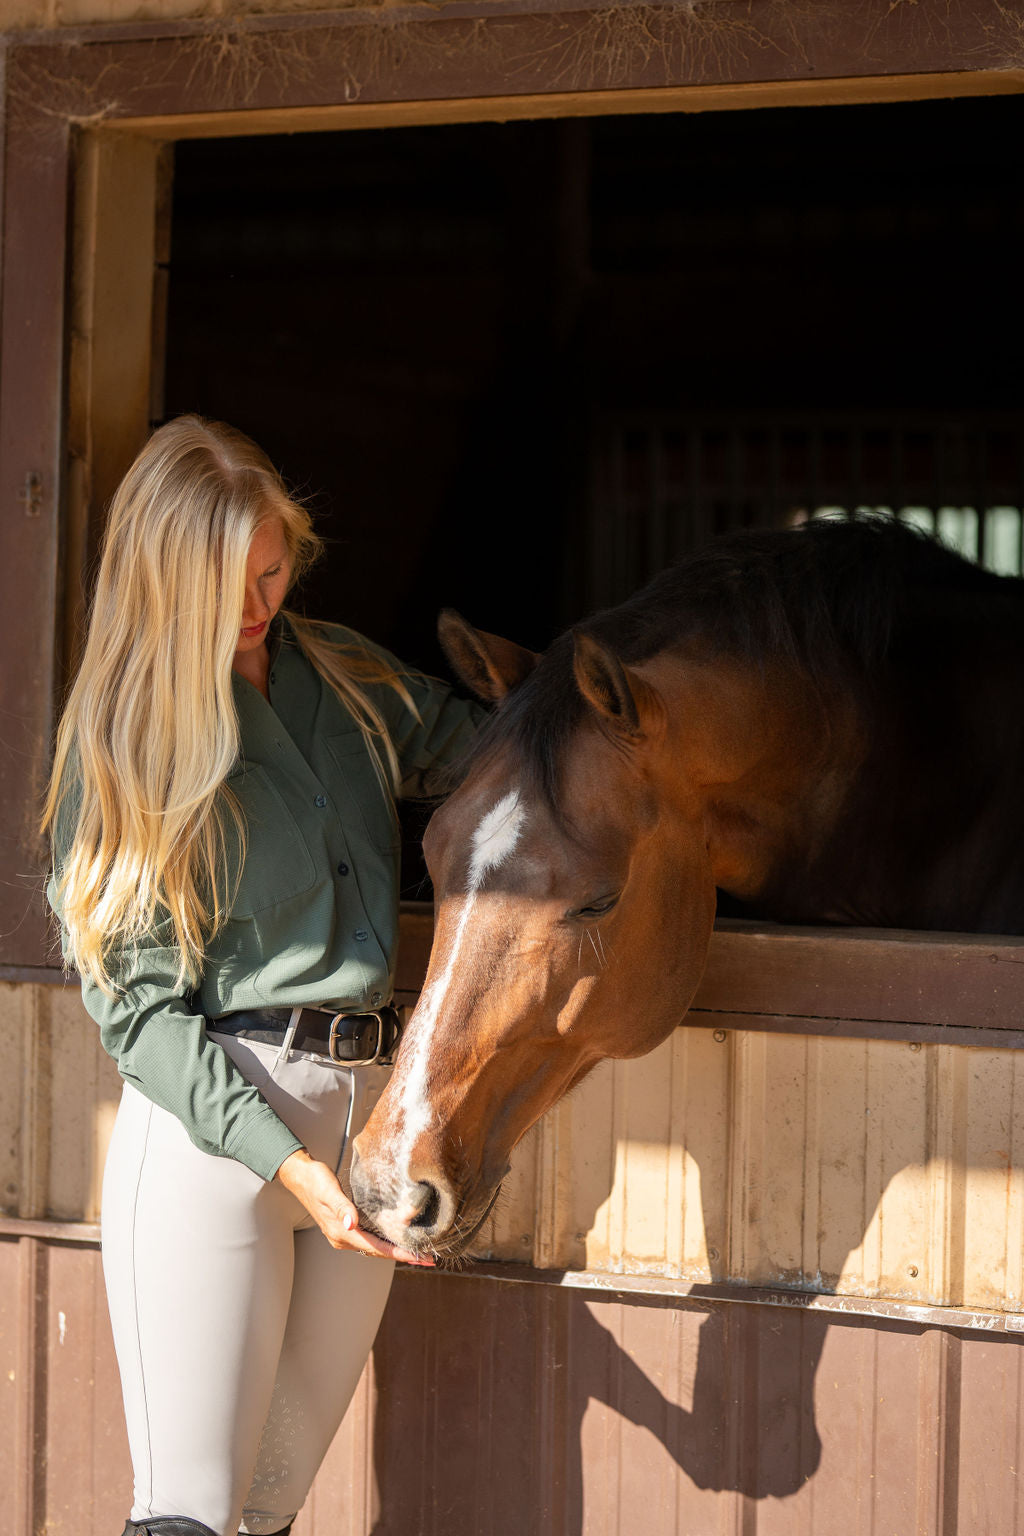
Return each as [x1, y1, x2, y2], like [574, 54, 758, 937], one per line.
[454, 633, 587, 819]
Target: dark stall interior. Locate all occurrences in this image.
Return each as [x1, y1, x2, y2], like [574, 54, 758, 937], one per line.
[165, 94, 1024, 675]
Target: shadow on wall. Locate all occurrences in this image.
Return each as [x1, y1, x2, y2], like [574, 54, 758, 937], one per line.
[368, 1277, 834, 1536]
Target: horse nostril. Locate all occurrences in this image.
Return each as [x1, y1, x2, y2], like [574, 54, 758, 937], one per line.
[406, 1181, 441, 1230]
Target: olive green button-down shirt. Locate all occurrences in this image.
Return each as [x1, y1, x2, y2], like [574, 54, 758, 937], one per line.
[50, 622, 482, 1183]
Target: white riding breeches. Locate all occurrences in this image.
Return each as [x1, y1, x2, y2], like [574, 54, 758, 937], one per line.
[101, 1033, 395, 1536]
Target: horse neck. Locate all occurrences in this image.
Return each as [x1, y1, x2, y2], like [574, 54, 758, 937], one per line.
[807, 625, 1024, 931]
[637, 648, 865, 907]
[639, 628, 1024, 933]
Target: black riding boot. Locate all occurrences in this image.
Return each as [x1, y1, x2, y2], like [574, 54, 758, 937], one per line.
[121, 1520, 220, 1536]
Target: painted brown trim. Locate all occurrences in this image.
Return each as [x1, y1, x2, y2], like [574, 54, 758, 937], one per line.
[395, 911, 1024, 1044]
[0, 99, 71, 967]
[3, 0, 1021, 60]
[2, 1218, 1020, 1334]
[78, 68, 1024, 142]
[0, 1216, 101, 1244]
[7, 0, 1024, 130]
[432, 1259, 1024, 1336]
[685, 1011, 1024, 1051]
[695, 923, 1024, 1033]
[0, 966, 71, 985]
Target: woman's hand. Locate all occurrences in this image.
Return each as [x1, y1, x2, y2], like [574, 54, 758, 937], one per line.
[275, 1149, 434, 1267]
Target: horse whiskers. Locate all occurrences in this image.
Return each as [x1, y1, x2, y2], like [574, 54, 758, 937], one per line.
[427, 1225, 474, 1268]
[577, 926, 607, 971]
[428, 1181, 508, 1264]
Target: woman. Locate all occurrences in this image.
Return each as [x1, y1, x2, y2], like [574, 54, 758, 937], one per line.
[43, 416, 482, 1536]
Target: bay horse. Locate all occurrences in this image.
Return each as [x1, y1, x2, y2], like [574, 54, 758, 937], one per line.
[351, 517, 1024, 1257]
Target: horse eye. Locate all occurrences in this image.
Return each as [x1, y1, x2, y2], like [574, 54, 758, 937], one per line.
[570, 893, 620, 921]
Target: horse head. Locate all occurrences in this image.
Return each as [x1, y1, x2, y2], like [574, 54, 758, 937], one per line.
[350, 612, 719, 1257]
[355, 517, 1024, 1253]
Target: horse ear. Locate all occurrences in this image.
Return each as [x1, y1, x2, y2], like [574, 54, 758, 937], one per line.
[437, 609, 539, 703]
[572, 630, 645, 738]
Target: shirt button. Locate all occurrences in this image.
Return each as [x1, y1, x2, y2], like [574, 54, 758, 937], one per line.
[270, 672, 276, 685]
[354, 929, 368, 942]
[337, 862, 349, 876]
[314, 794, 327, 808]
[369, 990, 383, 1006]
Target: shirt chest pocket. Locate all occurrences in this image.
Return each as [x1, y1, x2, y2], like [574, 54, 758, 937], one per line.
[326, 732, 400, 854]
[224, 765, 317, 918]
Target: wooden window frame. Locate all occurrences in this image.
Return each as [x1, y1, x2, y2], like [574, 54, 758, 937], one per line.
[2, 2, 1022, 1041]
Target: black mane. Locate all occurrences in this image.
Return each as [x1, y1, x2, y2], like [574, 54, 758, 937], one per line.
[459, 516, 1017, 810]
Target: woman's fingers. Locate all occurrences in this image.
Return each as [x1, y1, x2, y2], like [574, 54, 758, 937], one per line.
[326, 1218, 434, 1266]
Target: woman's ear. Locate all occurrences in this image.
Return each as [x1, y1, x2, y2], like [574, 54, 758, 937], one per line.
[437, 609, 539, 702]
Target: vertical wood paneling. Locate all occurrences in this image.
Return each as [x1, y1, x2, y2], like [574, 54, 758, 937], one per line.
[1, 981, 121, 1225]
[295, 1364, 378, 1536]
[477, 1025, 1024, 1314]
[957, 1336, 1024, 1536]
[43, 1239, 132, 1536]
[6, 1229, 1024, 1533]
[0, 1240, 18, 1505]
[9, 982, 1024, 1309]
[962, 1049, 1024, 1312]
[0, 983, 31, 1216]
[470, 1116, 542, 1265]
[12, 1236, 46, 1536]
[13, 984, 50, 1221]
[44, 982, 121, 1222]
[867, 1035, 931, 1300]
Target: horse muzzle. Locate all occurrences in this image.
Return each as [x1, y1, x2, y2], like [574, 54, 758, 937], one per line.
[349, 1140, 504, 1257]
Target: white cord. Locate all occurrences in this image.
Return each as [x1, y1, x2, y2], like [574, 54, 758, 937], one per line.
[277, 1005, 301, 1065]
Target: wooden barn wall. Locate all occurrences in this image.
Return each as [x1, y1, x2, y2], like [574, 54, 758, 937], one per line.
[7, 924, 1024, 1309]
[3, 4, 1024, 1532]
[5, 921, 1024, 1533]
[6, 1235, 1024, 1536]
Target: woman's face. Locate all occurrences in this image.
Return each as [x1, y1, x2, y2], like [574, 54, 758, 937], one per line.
[234, 518, 292, 660]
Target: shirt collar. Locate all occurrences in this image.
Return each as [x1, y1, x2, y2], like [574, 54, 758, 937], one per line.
[267, 610, 294, 665]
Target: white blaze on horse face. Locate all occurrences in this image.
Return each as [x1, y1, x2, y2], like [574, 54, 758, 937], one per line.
[467, 790, 527, 888]
[396, 790, 526, 1192]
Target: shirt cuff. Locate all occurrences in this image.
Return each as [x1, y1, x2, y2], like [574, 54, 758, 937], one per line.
[224, 1108, 305, 1183]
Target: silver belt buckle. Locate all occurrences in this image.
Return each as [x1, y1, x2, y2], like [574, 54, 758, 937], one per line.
[328, 1009, 385, 1066]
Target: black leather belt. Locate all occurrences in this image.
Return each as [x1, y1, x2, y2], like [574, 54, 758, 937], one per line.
[208, 1004, 402, 1066]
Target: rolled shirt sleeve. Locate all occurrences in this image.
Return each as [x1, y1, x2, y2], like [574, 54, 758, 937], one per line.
[48, 885, 303, 1182]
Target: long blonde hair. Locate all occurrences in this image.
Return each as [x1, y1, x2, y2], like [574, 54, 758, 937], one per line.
[43, 415, 415, 993]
